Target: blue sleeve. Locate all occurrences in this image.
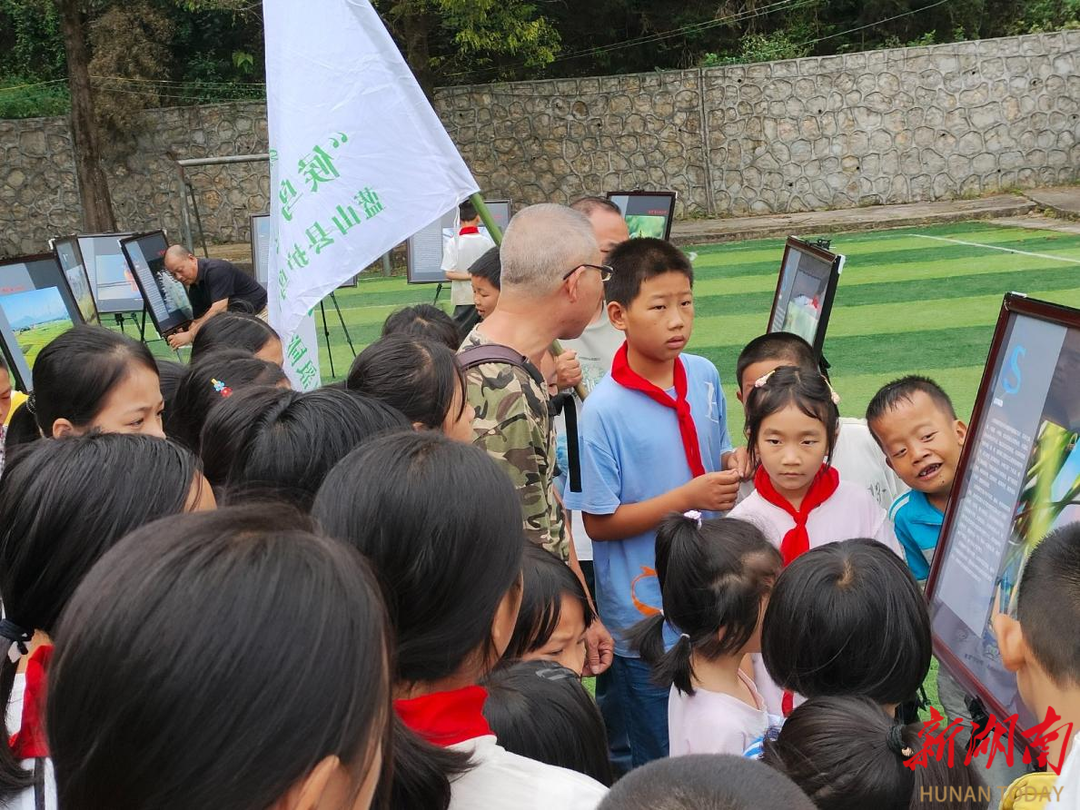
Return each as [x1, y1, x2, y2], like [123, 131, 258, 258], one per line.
[562, 410, 622, 516]
[892, 510, 930, 582]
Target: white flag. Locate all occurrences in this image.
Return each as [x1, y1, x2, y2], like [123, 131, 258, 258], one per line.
[264, 0, 479, 389]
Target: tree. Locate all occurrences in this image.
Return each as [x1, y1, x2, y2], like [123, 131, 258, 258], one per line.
[58, 0, 115, 232]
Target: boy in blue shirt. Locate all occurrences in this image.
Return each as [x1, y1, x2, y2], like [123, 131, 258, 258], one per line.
[564, 238, 747, 767]
[865, 375, 967, 583]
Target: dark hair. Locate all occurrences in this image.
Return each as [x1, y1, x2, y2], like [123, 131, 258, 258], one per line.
[468, 246, 502, 290]
[166, 349, 287, 452]
[190, 312, 281, 362]
[381, 304, 461, 351]
[155, 358, 185, 425]
[313, 431, 525, 808]
[762, 538, 932, 705]
[745, 364, 839, 469]
[1017, 522, 1080, 686]
[4, 404, 39, 448]
[628, 514, 781, 695]
[503, 544, 594, 663]
[764, 696, 987, 810]
[24, 324, 157, 435]
[459, 200, 478, 221]
[605, 238, 693, 308]
[347, 335, 467, 432]
[47, 505, 392, 810]
[0, 433, 199, 801]
[569, 196, 622, 217]
[200, 386, 410, 509]
[482, 661, 613, 786]
[866, 375, 958, 429]
[598, 754, 816, 810]
[736, 333, 822, 390]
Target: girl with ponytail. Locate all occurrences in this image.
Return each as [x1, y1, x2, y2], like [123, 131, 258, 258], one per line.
[627, 512, 781, 757]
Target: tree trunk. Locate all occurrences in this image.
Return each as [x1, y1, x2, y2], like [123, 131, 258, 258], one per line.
[59, 0, 116, 233]
[401, 1, 436, 100]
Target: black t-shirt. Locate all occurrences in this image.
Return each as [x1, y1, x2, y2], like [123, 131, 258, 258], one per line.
[189, 258, 268, 319]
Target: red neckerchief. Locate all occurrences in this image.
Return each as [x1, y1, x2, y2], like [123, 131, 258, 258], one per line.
[9, 644, 52, 759]
[459, 226, 480, 235]
[754, 464, 840, 566]
[394, 685, 493, 747]
[610, 342, 706, 477]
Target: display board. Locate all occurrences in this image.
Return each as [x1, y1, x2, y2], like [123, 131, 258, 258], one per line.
[606, 191, 677, 241]
[120, 231, 193, 337]
[766, 237, 843, 355]
[51, 236, 99, 325]
[251, 212, 356, 288]
[76, 232, 141, 314]
[0, 254, 84, 392]
[406, 200, 511, 285]
[927, 294, 1080, 726]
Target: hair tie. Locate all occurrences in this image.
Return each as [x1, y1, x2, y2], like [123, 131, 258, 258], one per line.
[24, 393, 36, 416]
[825, 380, 841, 405]
[683, 509, 702, 528]
[680, 633, 690, 641]
[753, 370, 776, 389]
[210, 378, 233, 398]
[886, 723, 913, 758]
[0, 619, 33, 664]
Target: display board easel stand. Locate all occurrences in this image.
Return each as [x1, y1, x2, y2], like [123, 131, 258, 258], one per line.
[432, 282, 444, 304]
[318, 292, 356, 378]
[113, 309, 149, 343]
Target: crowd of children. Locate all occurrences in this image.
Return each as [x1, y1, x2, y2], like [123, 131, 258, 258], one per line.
[0, 199, 1075, 810]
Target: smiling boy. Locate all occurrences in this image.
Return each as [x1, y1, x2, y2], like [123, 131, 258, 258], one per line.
[866, 376, 967, 584]
[563, 238, 747, 767]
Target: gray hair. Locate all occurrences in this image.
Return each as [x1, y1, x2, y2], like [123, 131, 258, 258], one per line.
[499, 204, 598, 297]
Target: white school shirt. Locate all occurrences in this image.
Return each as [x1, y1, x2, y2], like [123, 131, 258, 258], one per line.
[729, 481, 903, 715]
[3, 675, 57, 810]
[668, 671, 771, 757]
[1046, 733, 1080, 808]
[736, 418, 908, 512]
[448, 735, 608, 810]
[442, 231, 495, 305]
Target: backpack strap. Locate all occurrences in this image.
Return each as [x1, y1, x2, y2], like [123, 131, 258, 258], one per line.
[457, 343, 547, 391]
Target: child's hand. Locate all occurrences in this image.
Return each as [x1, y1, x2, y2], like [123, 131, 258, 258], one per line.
[553, 350, 583, 391]
[682, 470, 741, 513]
[725, 446, 752, 480]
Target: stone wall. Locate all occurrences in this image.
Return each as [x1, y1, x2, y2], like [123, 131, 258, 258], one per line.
[1, 30, 1078, 255]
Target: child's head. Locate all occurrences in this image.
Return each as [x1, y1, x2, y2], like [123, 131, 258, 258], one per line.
[629, 514, 781, 695]
[995, 522, 1080, 725]
[606, 238, 694, 362]
[598, 754, 815, 810]
[200, 386, 410, 509]
[503, 544, 595, 675]
[866, 376, 967, 501]
[381, 303, 461, 351]
[469, 246, 502, 320]
[745, 365, 839, 502]
[762, 538, 931, 709]
[47, 505, 391, 810]
[736, 332, 821, 408]
[313, 431, 525, 687]
[482, 661, 613, 786]
[191, 312, 283, 367]
[347, 334, 475, 444]
[763, 696, 987, 810]
[459, 200, 480, 225]
[166, 349, 288, 452]
[20, 324, 163, 439]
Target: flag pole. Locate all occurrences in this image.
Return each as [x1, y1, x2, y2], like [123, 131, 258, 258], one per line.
[468, 193, 588, 402]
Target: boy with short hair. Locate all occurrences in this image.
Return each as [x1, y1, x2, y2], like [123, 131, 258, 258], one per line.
[564, 238, 747, 767]
[994, 522, 1080, 807]
[734, 333, 908, 511]
[442, 201, 495, 331]
[469, 246, 501, 321]
[865, 375, 967, 583]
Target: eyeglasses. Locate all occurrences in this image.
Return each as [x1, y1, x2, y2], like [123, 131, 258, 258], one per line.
[562, 263, 613, 282]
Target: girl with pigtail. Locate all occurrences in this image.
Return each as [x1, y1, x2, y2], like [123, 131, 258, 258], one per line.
[627, 512, 782, 757]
